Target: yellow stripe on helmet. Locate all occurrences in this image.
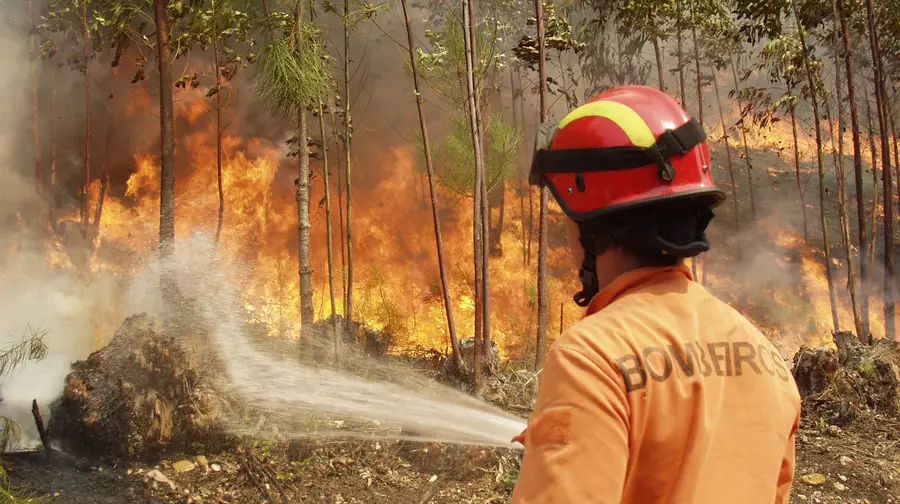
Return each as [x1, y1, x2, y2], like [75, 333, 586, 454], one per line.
[557, 100, 656, 148]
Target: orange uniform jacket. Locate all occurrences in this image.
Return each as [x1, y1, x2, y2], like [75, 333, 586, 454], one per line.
[513, 265, 801, 504]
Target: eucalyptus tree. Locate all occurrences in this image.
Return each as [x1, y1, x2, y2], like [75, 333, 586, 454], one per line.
[400, 0, 465, 371]
[254, 0, 333, 330]
[174, 1, 252, 248]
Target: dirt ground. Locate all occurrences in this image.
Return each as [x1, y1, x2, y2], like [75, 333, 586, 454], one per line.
[5, 413, 899, 504]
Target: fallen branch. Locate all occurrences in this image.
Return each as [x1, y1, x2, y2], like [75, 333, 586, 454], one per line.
[30, 399, 51, 455]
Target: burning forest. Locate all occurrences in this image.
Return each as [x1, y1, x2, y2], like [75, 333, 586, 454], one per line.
[0, 0, 899, 502]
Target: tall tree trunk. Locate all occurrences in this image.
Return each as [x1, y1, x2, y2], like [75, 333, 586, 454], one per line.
[330, 109, 347, 310]
[865, 94, 878, 273]
[401, 0, 464, 371]
[837, 0, 869, 341]
[891, 100, 900, 273]
[30, 0, 42, 224]
[81, 0, 92, 231]
[318, 104, 339, 360]
[828, 0, 859, 336]
[788, 83, 809, 252]
[712, 68, 740, 244]
[519, 67, 534, 266]
[50, 66, 57, 233]
[294, 9, 314, 330]
[534, 0, 550, 373]
[690, 3, 703, 282]
[93, 79, 113, 237]
[793, 0, 840, 331]
[213, 0, 224, 248]
[652, 33, 665, 92]
[731, 57, 756, 220]
[690, 3, 703, 126]
[497, 185, 505, 255]
[297, 108, 314, 327]
[676, 2, 686, 109]
[473, 6, 491, 365]
[864, 0, 894, 341]
[154, 0, 176, 260]
[462, 0, 486, 385]
[343, 0, 355, 337]
[512, 69, 528, 265]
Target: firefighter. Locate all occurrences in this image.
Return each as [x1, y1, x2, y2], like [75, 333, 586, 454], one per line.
[512, 85, 801, 504]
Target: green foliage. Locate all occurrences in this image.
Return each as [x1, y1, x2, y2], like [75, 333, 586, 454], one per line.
[0, 327, 50, 502]
[698, 2, 742, 71]
[499, 469, 519, 492]
[423, 112, 521, 199]
[0, 416, 22, 453]
[732, 0, 831, 44]
[254, 20, 333, 117]
[615, 0, 676, 40]
[576, 2, 647, 91]
[171, 3, 253, 55]
[0, 326, 49, 377]
[514, 1, 584, 69]
[322, 0, 389, 33]
[417, 13, 508, 106]
[35, 0, 112, 72]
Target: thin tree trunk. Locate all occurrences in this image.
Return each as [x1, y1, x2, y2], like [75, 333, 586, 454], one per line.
[318, 104, 339, 360]
[469, 0, 492, 366]
[731, 57, 756, 220]
[864, 0, 894, 341]
[690, 3, 703, 282]
[93, 80, 113, 237]
[527, 184, 534, 265]
[50, 66, 57, 233]
[213, 0, 225, 248]
[154, 0, 176, 260]
[712, 71, 740, 244]
[793, 0, 840, 331]
[30, 0, 42, 224]
[891, 102, 900, 278]
[652, 33, 665, 92]
[511, 68, 528, 265]
[462, 0, 485, 385]
[401, 0, 464, 371]
[343, 0, 355, 337]
[519, 67, 534, 266]
[559, 302, 563, 335]
[828, 0, 858, 335]
[690, 3, 703, 126]
[81, 0, 91, 231]
[534, 0, 550, 373]
[295, 10, 314, 330]
[519, 179, 527, 264]
[788, 82, 809, 252]
[297, 108, 314, 327]
[676, 2, 686, 108]
[497, 184, 505, 254]
[330, 109, 347, 310]
[837, 0, 869, 340]
[865, 94, 878, 273]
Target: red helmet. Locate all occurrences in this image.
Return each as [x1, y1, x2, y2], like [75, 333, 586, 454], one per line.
[529, 85, 726, 220]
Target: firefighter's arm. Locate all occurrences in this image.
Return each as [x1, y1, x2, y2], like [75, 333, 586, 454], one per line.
[512, 345, 630, 504]
[775, 407, 801, 504]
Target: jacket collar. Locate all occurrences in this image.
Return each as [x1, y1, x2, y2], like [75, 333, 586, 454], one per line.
[585, 264, 694, 316]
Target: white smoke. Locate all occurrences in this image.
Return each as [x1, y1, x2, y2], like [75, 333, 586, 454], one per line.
[0, 5, 122, 449]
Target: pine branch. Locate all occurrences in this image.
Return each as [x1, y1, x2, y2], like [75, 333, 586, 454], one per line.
[0, 325, 49, 377]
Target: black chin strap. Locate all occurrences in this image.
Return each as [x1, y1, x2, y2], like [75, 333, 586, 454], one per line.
[572, 205, 715, 308]
[574, 251, 599, 307]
